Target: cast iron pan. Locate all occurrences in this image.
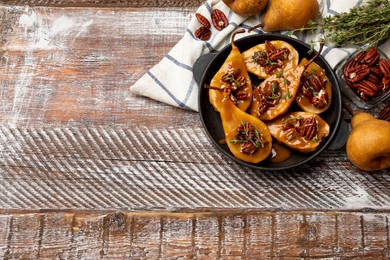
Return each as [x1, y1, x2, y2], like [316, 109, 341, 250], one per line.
[194, 33, 348, 170]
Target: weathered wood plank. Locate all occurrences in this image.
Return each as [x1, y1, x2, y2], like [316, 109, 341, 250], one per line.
[101, 212, 132, 259]
[0, 5, 195, 127]
[301, 213, 338, 257]
[220, 215, 246, 258]
[1, 0, 204, 8]
[245, 214, 273, 258]
[0, 211, 388, 259]
[160, 216, 194, 259]
[194, 215, 219, 259]
[39, 213, 74, 259]
[362, 214, 389, 258]
[0, 215, 13, 258]
[1, 126, 390, 211]
[131, 215, 162, 259]
[71, 215, 106, 258]
[5, 214, 41, 259]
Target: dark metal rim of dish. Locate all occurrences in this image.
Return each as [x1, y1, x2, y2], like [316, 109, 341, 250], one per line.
[197, 33, 343, 171]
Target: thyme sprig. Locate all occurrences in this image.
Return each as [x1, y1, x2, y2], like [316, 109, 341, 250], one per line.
[290, 0, 390, 48]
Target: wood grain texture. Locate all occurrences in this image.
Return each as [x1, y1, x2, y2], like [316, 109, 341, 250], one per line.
[1, 125, 390, 211]
[1, 0, 205, 8]
[0, 211, 388, 259]
[1, 2, 390, 257]
[0, 5, 196, 127]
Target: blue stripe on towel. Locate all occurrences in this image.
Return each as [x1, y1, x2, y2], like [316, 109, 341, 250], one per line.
[186, 28, 216, 52]
[183, 78, 197, 106]
[356, 0, 364, 8]
[321, 46, 333, 58]
[326, 0, 331, 11]
[204, 1, 212, 14]
[147, 71, 191, 110]
[328, 9, 340, 15]
[166, 54, 193, 71]
[165, 55, 197, 108]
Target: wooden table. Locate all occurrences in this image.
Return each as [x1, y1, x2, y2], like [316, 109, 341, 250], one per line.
[1, 0, 389, 258]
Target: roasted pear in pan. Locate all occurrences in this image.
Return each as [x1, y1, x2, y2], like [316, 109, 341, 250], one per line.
[266, 111, 330, 153]
[218, 91, 273, 163]
[242, 40, 299, 79]
[208, 29, 253, 112]
[296, 58, 332, 114]
[250, 42, 324, 121]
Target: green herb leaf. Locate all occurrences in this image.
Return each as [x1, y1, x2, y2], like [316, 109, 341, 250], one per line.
[282, 92, 292, 99]
[290, 0, 390, 48]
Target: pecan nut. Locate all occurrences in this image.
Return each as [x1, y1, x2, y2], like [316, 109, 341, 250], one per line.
[311, 92, 329, 109]
[211, 9, 228, 30]
[343, 48, 390, 101]
[195, 13, 211, 29]
[265, 40, 277, 52]
[379, 58, 390, 76]
[235, 91, 248, 100]
[299, 118, 317, 140]
[195, 26, 211, 41]
[364, 48, 381, 66]
[378, 104, 390, 121]
[357, 80, 377, 97]
[268, 48, 289, 61]
[353, 51, 366, 63]
[366, 72, 382, 84]
[347, 65, 370, 83]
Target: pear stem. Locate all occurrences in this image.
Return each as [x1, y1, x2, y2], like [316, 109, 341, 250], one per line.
[304, 41, 325, 70]
[204, 84, 225, 92]
[248, 22, 264, 33]
[231, 29, 246, 47]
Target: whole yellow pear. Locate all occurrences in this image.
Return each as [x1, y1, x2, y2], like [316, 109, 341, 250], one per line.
[346, 112, 390, 171]
[223, 0, 269, 17]
[260, 0, 319, 32]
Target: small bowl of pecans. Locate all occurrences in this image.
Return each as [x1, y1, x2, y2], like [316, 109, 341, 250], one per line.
[336, 47, 390, 109]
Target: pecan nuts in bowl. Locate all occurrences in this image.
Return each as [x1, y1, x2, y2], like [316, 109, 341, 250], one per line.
[336, 48, 390, 109]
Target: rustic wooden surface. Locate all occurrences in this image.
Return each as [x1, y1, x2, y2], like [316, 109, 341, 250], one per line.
[0, 0, 390, 258]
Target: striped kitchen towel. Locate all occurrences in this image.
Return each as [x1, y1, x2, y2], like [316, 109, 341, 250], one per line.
[130, 0, 389, 111]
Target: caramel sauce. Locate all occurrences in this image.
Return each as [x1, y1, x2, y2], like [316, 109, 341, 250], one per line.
[270, 143, 291, 163]
[266, 112, 330, 153]
[218, 139, 227, 145]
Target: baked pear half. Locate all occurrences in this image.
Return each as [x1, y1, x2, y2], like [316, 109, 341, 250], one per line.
[296, 58, 332, 114]
[242, 40, 299, 79]
[266, 111, 330, 153]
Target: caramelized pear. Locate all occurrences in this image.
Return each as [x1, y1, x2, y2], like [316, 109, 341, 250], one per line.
[219, 92, 272, 163]
[242, 40, 299, 79]
[209, 29, 253, 112]
[250, 42, 324, 121]
[296, 58, 332, 114]
[266, 112, 330, 153]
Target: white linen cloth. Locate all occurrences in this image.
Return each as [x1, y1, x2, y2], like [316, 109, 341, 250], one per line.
[130, 0, 389, 111]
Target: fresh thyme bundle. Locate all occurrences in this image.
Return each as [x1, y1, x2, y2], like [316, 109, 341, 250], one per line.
[292, 0, 390, 48]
